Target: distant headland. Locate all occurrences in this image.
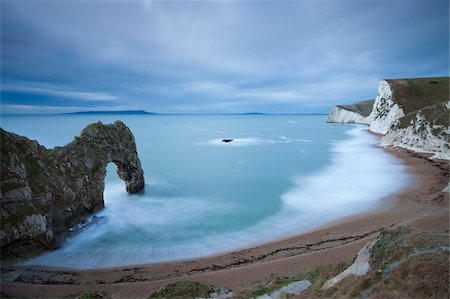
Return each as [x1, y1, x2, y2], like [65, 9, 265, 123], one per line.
[62, 110, 156, 115]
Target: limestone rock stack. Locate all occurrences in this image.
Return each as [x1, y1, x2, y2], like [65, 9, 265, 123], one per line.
[0, 121, 145, 261]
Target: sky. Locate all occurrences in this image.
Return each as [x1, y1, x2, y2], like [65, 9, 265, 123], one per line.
[1, 0, 448, 114]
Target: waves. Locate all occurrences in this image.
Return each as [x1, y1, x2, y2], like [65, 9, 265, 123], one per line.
[280, 126, 409, 226]
[24, 180, 235, 269]
[22, 124, 409, 269]
[197, 135, 312, 147]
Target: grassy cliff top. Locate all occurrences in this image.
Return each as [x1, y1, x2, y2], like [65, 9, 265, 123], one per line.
[385, 77, 449, 114]
[336, 99, 374, 117]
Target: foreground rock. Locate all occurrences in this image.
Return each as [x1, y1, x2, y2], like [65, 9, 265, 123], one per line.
[0, 121, 144, 261]
[322, 238, 378, 289]
[326, 99, 374, 124]
[256, 280, 312, 299]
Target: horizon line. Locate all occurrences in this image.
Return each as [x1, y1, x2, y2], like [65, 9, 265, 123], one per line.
[1, 111, 329, 116]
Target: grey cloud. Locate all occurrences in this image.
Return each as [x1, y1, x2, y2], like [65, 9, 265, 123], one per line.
[1, 0, 448, 114]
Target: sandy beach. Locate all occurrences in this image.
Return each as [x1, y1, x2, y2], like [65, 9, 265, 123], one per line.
[1, 146, 448, 298]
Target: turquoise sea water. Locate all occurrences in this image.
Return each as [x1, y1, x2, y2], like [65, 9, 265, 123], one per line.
[1, 115, 409, 269]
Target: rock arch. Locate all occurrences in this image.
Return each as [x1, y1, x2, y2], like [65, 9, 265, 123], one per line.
[0, 121, 145, 260]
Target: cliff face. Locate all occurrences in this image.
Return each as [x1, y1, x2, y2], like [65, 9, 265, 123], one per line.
[380, 102, 449, 159]
[326, 99, 374, 125]
[328, 77, 449, 159]
[370, 77, 449, 158]
[369, 80, 405, 134]
[0, 121, 145, 261]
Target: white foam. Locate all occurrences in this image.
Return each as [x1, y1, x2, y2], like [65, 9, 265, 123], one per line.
[197, 137, 276, 146]
[24, 182, 235, 269]
[197, 136, 312, 147]
[194, 127, 226, 134]
[23, 126, 409, 269]
[281, 126, 408, 220]
[200, 125, 409, 250]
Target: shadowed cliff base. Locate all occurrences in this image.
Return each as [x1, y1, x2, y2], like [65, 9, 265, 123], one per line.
[0, 121, 144, 262]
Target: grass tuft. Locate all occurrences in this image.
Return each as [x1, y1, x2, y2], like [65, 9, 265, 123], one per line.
[62, 291, 106, 299]
[370, 226, 412, 269]
[148, 281, 215, 299]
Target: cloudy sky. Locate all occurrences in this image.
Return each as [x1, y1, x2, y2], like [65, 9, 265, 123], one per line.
[1, 0, 448, 114]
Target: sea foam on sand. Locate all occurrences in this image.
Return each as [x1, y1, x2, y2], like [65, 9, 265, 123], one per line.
[282, 126, 408, 213]
[22, 126, 409, 269]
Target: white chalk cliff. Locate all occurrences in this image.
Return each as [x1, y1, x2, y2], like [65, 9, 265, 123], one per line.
[327, 99, 374, 124]
[327, 106, 371, 124]
[328, 77, 449, 159]
[369, 80, 405, 134]
[380, 102, 450, 160]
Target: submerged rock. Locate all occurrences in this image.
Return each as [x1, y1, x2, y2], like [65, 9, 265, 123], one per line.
[0, 121, 145, 261]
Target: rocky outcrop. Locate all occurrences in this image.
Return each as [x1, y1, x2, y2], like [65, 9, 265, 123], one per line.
[327, 99, 374, 124]
[328, 77, 449, 159]
[323, 238, 378, 289]
[370, 77, 449, 158]
[380, 102, 449, 159]
[0, 121, 144, 261]
[256, 280, 312, 299]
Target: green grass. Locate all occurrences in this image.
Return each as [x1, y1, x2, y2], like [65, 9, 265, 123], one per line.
[0, 292, 24, 299]
[409, 77, 449, 106]
[62, 291, 105, 299]
[337, 99, 374, 117]
[370, 226, 412, 269]
[0, 202, 50, 230]
[396, 101, 449, 131]
[243, 226, 448, 299]
[1, 129, 48, 194]
[313, 226, 448, 298]
[369, 252, 449, 299]
[245, 262, 349, 298]
[386, 77, 449, 114]
[148, 281, 215, 299]
[0, 180, 27, 194]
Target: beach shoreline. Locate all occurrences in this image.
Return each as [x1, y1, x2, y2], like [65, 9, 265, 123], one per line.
[1, 145, 448, 298]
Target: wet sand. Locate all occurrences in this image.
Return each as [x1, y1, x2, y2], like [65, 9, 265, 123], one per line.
[1, 147, 448, 298]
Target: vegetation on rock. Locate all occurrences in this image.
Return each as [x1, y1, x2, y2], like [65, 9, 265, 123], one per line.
[240, 226, 448, 299]
[336, 99, 374, 117]
[148, 281, 216, 299]
[0, 121, 145, 261]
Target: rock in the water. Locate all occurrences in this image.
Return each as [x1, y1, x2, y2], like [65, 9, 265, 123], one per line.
[0, 121, 145, 261]
[222, 139, 233, 143]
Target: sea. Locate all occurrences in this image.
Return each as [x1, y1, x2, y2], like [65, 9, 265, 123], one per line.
[1, 114, 409, 269]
